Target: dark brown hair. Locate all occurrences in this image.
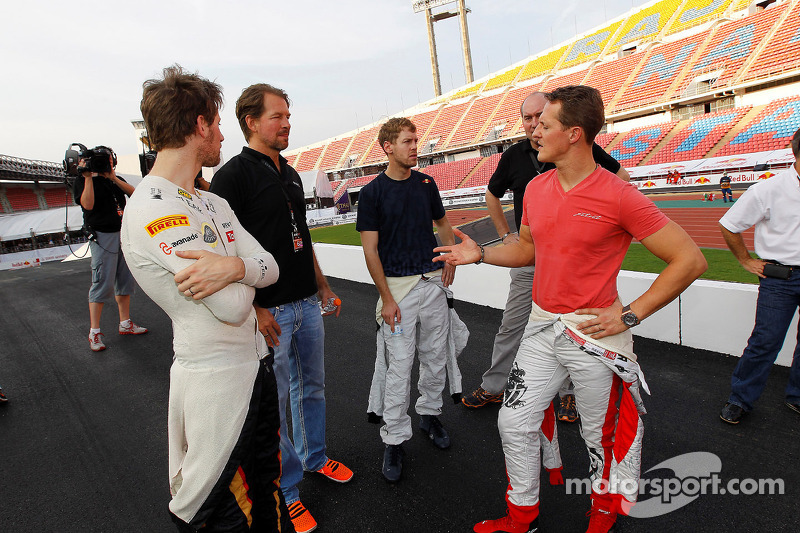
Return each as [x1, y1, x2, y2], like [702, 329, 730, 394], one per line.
[236, 84, 291, 141]
[545, 85, 605, 145]
[140, 64, 223, 151]
[791, 127, 800, 157]
[378, 117, 416, 153]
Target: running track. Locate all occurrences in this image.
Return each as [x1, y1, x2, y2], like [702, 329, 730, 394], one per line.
[444, 191, 753, 250]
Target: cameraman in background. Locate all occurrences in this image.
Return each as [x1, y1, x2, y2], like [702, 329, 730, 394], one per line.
[73, 146, 148, 352]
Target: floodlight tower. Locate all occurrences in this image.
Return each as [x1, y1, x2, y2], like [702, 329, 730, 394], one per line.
[413, 0, 475, 97]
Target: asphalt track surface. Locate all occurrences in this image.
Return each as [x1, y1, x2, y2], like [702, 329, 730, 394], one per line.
[1, 260, 798, 533]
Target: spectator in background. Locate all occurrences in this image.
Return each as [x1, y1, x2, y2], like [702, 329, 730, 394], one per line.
[718, 127, 800, 424]
[73, 146, 147, 352]
[720, 171, 733, 203]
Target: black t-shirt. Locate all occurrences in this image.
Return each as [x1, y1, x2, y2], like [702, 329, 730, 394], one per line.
[210, 147, 317, 308]
[356, 170, 446, 277]
[487, 139, 622, 230]
[72, 174, 128, 233]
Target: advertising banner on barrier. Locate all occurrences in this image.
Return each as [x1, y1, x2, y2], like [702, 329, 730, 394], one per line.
[0, 245, 74, 271]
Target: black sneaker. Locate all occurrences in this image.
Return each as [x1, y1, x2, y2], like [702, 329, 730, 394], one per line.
[382, 444, 404, 482]
[785, 401, 800, 415]
[419, 415, 451, 449]
[720, 402, 744, 424]
[462, 387, 504, 408]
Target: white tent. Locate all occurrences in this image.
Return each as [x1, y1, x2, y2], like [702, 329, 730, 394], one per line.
[0, 207, 84, 241]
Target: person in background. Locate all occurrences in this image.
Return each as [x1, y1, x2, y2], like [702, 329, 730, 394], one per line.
[73, 146, 147, 352]
[718, 127, 800, 424]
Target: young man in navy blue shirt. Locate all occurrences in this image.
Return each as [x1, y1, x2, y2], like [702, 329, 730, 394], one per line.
[357, 117, 457, 482]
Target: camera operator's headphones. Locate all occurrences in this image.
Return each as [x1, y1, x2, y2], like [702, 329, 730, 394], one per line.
[92, 145, 118, 168]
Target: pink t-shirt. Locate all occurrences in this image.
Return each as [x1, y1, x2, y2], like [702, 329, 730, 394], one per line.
[521, 166, 669, 314]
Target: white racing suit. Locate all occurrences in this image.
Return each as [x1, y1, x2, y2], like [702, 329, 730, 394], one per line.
[120, 175, 288, 530]
[366, 272, 468, 445]
[499, 302, 648, 524]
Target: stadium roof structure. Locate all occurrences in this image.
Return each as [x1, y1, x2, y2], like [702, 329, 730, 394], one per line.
[286, 0, 799, 176]
[0, 154, 66, 182]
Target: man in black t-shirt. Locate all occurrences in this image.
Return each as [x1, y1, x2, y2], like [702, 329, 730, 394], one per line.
[73, 147, 147, 352]
[463, 91, 629, 423]
[211, 83, 352, 533]
[357, 117, 458, 482]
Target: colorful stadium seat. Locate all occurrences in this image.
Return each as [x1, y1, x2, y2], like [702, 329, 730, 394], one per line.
[4, 187, 41, 212]
[560, 21, 623, 70]
[715, 96, 800, 156]
[294, 145, 324, 172]
[610, 0, 683, 51]
[667, 0, 734, 36]
[607, 122, 678, 166]
[447, 92, 505, 148]
[740, 0, 800, 81]
[680, 2, 788, 91]
[647, 107, 751, 164]
[320, 137, 353, 171]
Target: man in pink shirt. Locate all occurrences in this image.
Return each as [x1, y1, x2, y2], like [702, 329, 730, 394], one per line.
[435, 86, 707, 533]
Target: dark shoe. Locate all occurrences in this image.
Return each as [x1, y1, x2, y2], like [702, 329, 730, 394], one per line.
[720, 402, 744, 424]
[785, 401, 800, 415]
[419, 415, 450, 449]
[462, 387, 504, 408]
[474, 515, 539, 532]
[557, 393, 579, 423]
[382, 444, 404, 482]
[0, 387, 7, 404]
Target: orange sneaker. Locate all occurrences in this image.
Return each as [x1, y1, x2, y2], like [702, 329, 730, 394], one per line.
[287, 501, 317, 533]
[316, 458, 354, 483]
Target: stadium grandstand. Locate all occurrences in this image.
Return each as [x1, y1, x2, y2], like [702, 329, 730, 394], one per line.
[284, 0, 800, 213]
[0, 154, 117, 266]
[4, 0, 800, 265]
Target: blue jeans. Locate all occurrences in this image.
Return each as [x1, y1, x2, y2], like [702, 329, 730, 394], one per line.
[269, 295, 327, 504]
[729, 271, 800, 411]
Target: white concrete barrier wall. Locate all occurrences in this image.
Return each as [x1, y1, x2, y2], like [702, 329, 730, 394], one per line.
[314, 243, 798, 367]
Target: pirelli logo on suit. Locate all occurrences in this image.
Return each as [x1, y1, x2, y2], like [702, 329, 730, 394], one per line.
[146, 215, 190, 237]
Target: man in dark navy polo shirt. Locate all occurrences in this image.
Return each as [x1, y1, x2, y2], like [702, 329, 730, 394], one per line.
[357, 117, 457, 482]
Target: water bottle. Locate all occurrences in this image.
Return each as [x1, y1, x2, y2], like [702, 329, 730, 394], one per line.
[391, 317, 403, 336]
[390, 317, 404, 355]
[319, 297, 341, 316]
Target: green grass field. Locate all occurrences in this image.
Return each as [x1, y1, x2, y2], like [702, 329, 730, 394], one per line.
[310, 223, 757, 284]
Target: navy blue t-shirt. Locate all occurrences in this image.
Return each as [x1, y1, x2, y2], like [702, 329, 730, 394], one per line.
[356, 170, 446, 277]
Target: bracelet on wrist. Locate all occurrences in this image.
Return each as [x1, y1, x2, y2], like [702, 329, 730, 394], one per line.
[476, 245, 485, 264]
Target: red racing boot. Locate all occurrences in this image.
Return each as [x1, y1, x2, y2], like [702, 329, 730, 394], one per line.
[475, 501, 539, 533]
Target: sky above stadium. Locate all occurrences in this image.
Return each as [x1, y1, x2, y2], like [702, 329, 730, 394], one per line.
[2, 0, 648, 164]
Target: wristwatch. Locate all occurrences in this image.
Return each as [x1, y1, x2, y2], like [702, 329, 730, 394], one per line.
[621, 305, 640, 327]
